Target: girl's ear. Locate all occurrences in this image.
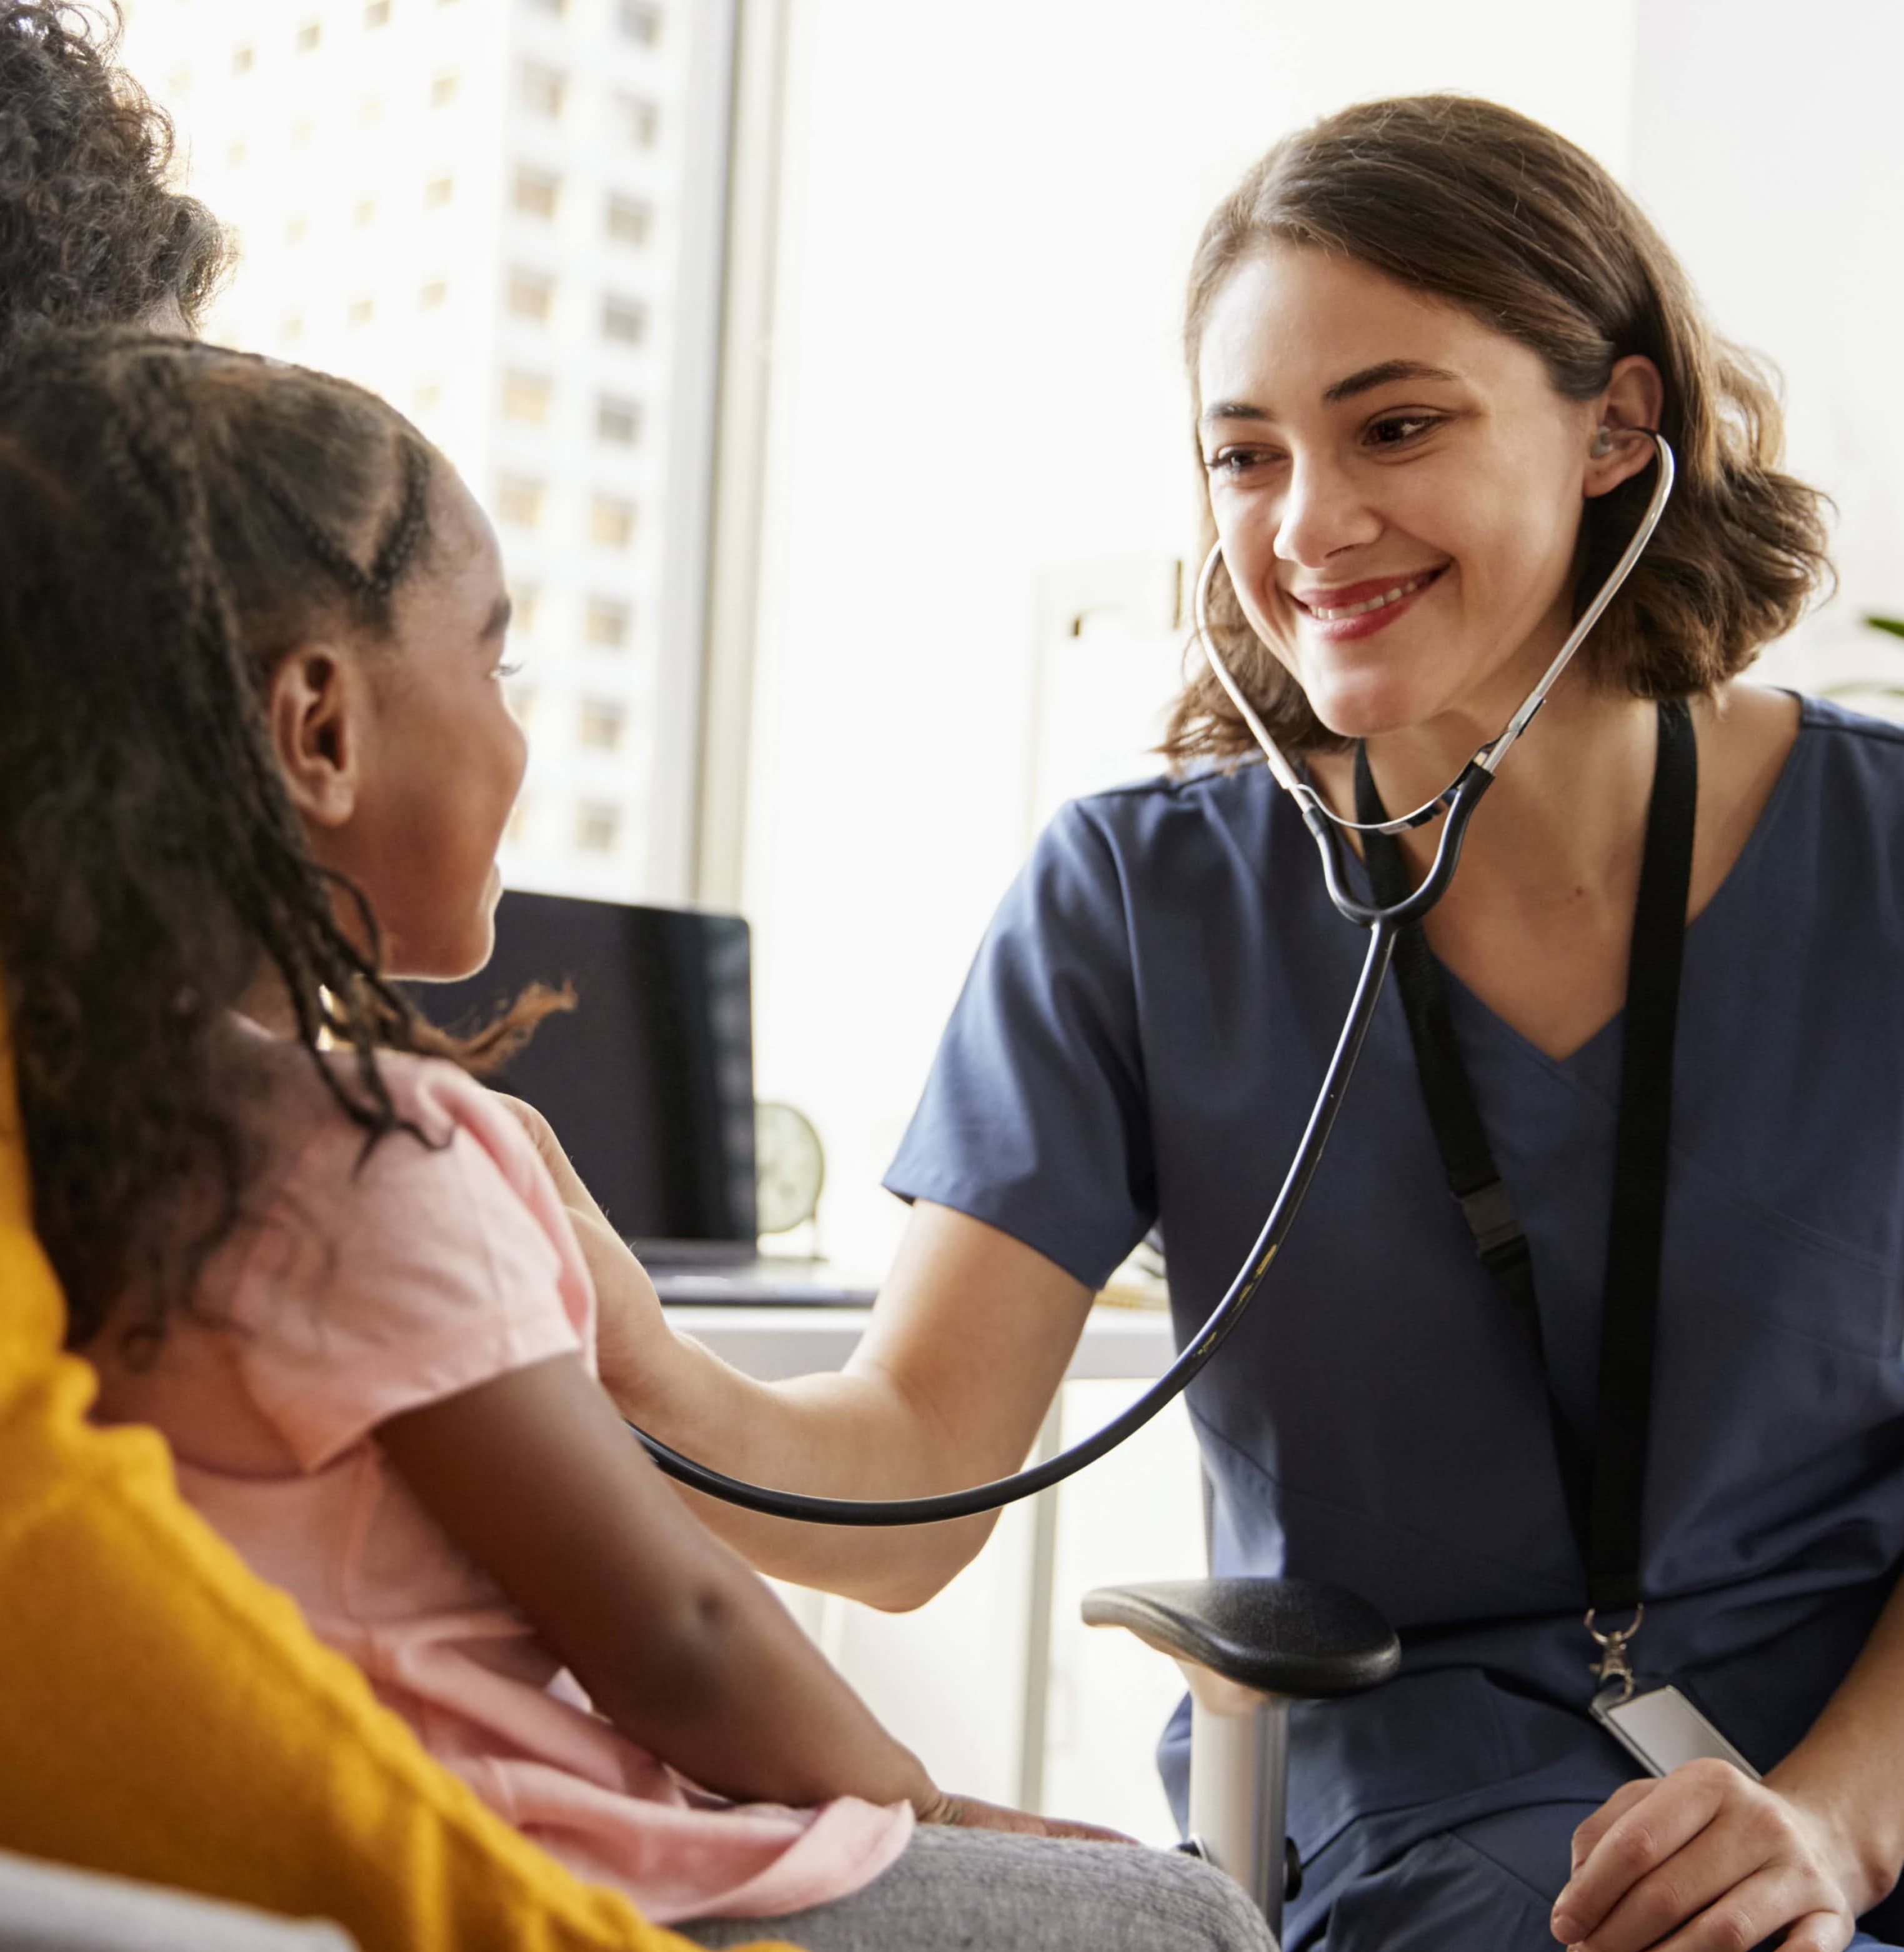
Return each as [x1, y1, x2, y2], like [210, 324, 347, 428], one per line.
[267, 644, 362, 829]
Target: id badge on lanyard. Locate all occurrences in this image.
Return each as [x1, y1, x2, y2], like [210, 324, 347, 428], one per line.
[1361, 702, 1753, 1777]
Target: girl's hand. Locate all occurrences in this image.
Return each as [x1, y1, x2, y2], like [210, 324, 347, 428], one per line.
[1550, 1760, 1877, 1951]
[493, 1093, 674, 1408]
[916, 1788, 1136, 1844]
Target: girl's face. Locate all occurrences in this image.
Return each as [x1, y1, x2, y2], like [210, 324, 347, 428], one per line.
[274, 464, 529, 982]
[1196, 243, 1652, 742]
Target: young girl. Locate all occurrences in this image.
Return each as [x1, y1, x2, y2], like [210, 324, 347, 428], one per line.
[0, 330, 1269, 1952]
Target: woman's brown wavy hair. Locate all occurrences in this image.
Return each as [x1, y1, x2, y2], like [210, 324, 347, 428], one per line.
[1164, 94, 1834, 764]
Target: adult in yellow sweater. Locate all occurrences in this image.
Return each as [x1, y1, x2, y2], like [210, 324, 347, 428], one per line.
[0, 8, 768, 1946]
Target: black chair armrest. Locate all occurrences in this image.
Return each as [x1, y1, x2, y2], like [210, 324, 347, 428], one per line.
[1082, 1578, 1400, 1698]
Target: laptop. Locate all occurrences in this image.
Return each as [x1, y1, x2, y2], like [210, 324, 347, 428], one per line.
[405, 891, 875, 1306]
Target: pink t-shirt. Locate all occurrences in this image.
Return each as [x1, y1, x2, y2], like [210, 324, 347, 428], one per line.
[87, 1029, 911, 1925]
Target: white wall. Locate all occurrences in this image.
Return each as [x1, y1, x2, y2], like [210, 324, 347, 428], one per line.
[1629, 0, 1904, 699]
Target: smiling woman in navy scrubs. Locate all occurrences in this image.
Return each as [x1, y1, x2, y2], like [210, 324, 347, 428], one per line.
[583, 94, 1904, 1951]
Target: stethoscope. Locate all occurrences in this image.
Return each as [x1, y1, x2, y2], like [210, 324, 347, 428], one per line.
[629, 431, 1678, 1524]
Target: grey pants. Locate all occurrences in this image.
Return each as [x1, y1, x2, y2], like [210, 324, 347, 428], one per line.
[677, 1826, 1273, 1952]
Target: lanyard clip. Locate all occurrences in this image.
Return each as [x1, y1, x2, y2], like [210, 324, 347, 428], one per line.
[1585, 1604, 1645, 1704]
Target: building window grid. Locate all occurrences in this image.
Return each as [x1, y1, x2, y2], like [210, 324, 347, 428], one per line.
[606, 193, 653, 246]
[512, 167, 561, 221]
[589, 494, 636, 549]
[584, 597, 632, 649]
[502, 369, 554, 426]
[521, 61, 567, 119]
[596, 394, 642, 445]
[601, 294, 648, 346]
[578, 698, 628, 753]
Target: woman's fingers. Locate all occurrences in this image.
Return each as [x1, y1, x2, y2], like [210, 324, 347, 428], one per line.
[1554, 1766, 1730, 1941]
[1570, 1779, 1664, 1876]
[1648, 1871, 1852, 1952]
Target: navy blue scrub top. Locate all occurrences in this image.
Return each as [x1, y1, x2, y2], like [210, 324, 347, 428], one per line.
[887, 696, 1904, 1865]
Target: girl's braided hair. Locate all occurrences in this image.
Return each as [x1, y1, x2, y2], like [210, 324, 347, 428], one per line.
[0, 329, 556, 1350]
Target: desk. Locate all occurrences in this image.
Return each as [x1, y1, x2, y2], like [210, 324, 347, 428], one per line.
[660, 1299, 1179, 1808]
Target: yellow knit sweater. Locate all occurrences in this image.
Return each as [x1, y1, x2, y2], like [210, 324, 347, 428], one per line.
[0, 1019, 795, 1952]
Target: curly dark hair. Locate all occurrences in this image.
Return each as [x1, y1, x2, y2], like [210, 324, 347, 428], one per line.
[0, 329, 557, 1351]
[0, 2, 229, 353]
[1167, 94, 1835, 763]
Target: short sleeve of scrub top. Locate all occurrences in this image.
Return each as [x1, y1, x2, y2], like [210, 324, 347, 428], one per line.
[887, 797, 1157, 1290]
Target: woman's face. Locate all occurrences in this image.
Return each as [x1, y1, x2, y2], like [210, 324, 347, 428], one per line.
[1197, 243, 1633, 742]
[279, 463, 529, 983]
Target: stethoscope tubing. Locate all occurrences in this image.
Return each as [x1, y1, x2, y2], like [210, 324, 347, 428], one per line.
[629, 431, 1675, 1524]
[633, 913, 1403, 1523]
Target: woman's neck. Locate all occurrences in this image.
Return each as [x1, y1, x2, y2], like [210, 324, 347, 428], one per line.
[1350, 671, 1660, 914]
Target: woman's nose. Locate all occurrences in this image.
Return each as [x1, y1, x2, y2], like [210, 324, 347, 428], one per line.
[1273, 458, 1382, 568]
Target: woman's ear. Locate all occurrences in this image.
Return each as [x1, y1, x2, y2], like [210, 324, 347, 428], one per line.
[1585, 354, 1668, 499]
[267, 644, 362, 829]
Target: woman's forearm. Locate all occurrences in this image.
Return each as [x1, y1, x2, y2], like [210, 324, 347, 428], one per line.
[607, 1329, 1004, 1609]
[1764, 1569, 1904, 1913]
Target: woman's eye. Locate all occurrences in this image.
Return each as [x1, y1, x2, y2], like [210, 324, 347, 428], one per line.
[1366, 413, 1442, 449]
[1205, 447, 1278, 476]
[492, 659, 524, 680]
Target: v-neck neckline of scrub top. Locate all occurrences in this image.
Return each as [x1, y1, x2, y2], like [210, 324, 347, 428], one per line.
[1330, 693, 1809, 1082]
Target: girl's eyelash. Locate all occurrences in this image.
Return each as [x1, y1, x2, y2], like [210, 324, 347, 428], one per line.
[494, 660, 524, 679]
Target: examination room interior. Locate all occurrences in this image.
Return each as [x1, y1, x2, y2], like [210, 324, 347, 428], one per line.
[109, 0, 1904, 1844]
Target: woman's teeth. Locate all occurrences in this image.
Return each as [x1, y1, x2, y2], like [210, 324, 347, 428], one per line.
[1308, 570, 1437, 621]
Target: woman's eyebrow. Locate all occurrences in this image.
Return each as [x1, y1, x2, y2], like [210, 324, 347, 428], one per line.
[1200, 359, 1463, 428]
[481, 594, 514, 640]
[1322, 359, 1461, 403]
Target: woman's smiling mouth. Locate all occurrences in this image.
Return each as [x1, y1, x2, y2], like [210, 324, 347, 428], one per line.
[1291, 564, 1448, 639]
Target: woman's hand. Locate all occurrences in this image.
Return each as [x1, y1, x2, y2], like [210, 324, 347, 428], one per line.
[1550, 1759, 1880, 1951]
[493, 1093, 676, 1411]
[915, 1787, 1135, 1844]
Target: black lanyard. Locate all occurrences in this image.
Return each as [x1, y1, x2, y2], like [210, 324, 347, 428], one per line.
[1355, 699, 1698, 1633]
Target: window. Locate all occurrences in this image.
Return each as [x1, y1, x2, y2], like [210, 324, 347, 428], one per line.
[619, 1, 662, 44]
[596, 394, 641, 445]
[513, 586, 541, 634]
[348, 296, 376, 328]
[279, 311, 304, 347]
[520, 61, 566, 118]
[431, 73, 461, 108]
[354, 198, 377, 229]
[505, 797, 536, 846]
[614, 93, 660, 148]
[419, 278, 448, 310]
[296, 21, 321, 52]
[508, 689, 538, 732]
[285, 214, 307, 246]
[512, 167, 560, 221]
[166, 65, 193, 99]
[506, 269, 555, 321]
[605, 193, 652, 246]
[414, 379, 443, 414]
[425, 174, 455, 209]
[231, 43, 254, 75]
[524, 0, 569, 14]
[579, 699, 628, 753]
[502, 369, 553, 425]
[574, 801, 622, 855]
[601, 295, 647, 345]
[357, 94, 384, 126]
[497, 474, 546, 529]
[590, 494, 635, 549]
[365, 1, 391, 26]
[584, 597, 631, 648]
[226, 138, 248, 168]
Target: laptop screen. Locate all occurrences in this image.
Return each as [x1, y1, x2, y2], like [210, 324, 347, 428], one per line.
[406, 892, 758, 1248]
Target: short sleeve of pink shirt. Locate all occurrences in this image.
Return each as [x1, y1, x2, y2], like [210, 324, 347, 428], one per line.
[227, 1053, 597, 1472]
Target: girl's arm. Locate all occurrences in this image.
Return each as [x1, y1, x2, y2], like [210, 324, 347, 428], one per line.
[375, 1350, 1104, 1832]
[507, 1091, 1097, 1613]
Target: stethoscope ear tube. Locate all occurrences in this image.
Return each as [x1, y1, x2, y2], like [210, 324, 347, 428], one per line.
[628, 434, 1677, 1524]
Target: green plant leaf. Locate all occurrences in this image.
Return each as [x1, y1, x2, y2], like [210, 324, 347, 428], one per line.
[1864, 614, 1904, 639]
